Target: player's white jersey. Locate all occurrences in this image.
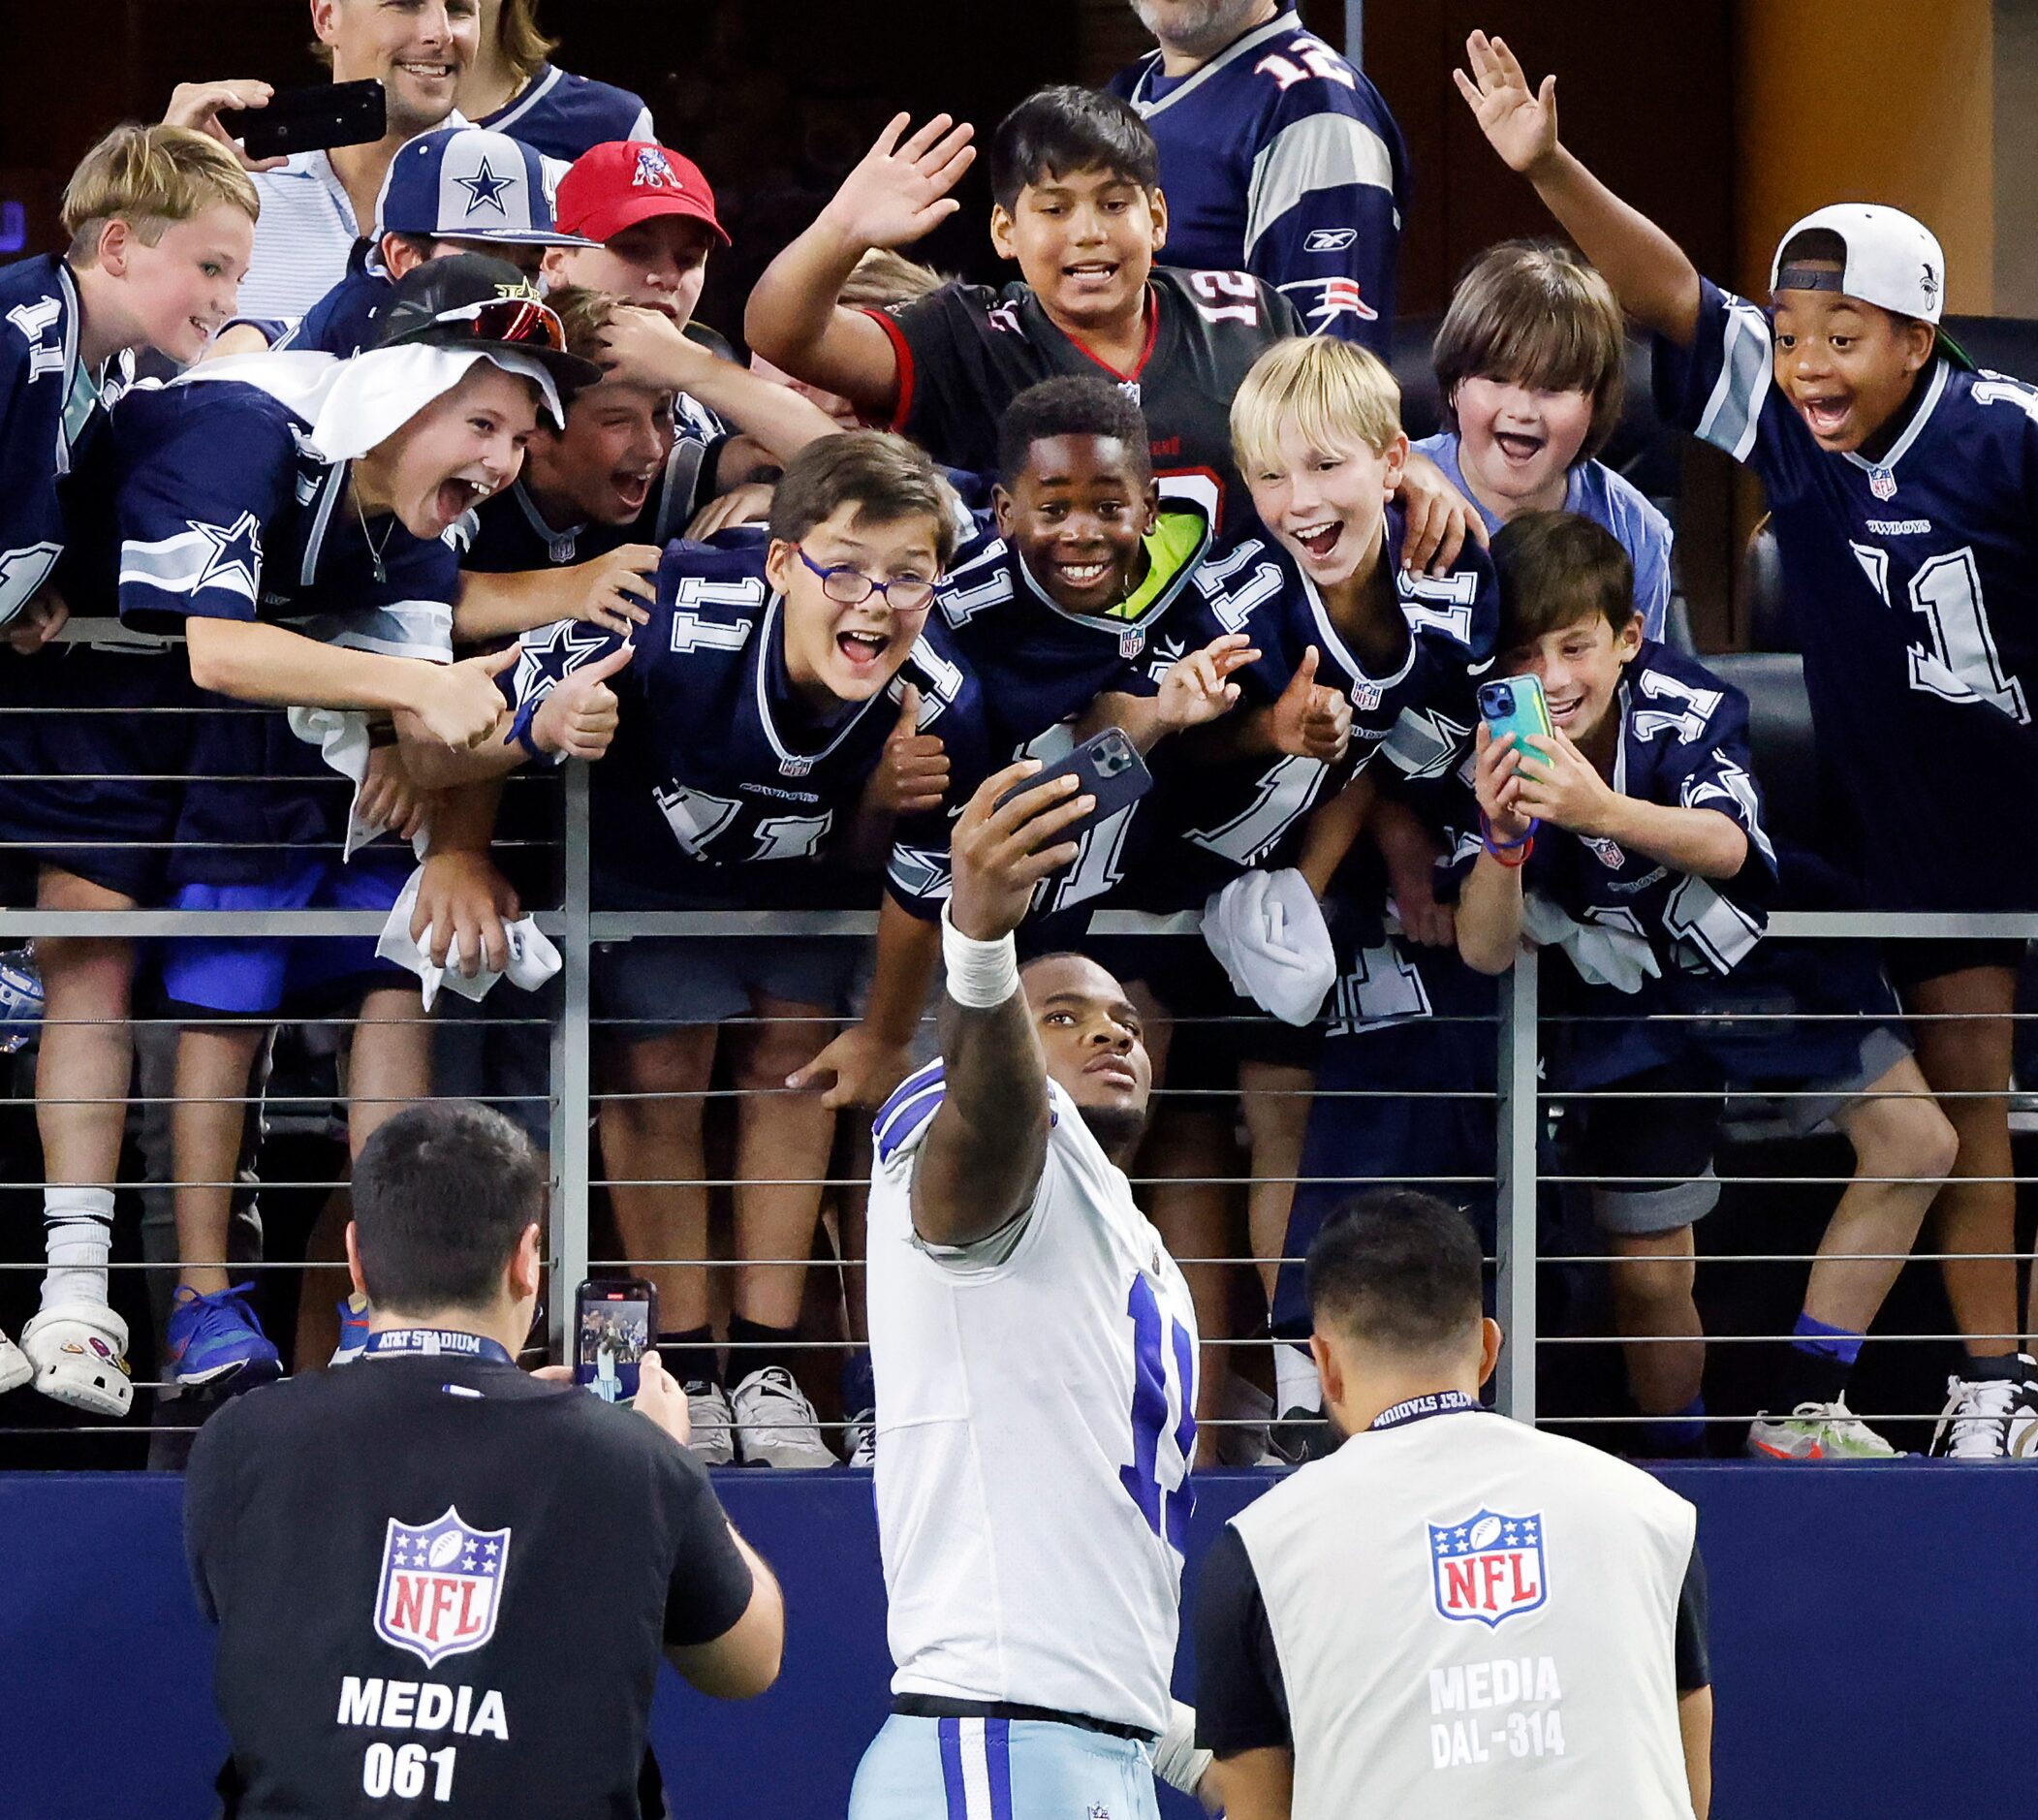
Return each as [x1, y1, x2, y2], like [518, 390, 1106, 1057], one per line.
[1233, 1405, 1697, 1819]
[865, 1061, 1199, 1737]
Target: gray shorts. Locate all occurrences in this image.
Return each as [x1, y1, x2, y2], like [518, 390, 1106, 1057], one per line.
[591, 934, 860, 1040]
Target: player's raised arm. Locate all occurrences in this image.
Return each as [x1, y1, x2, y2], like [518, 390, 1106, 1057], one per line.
[1455, 31, 1701, 345]
[743, 112, 975, 416]
[909, 760, 1093, 1248]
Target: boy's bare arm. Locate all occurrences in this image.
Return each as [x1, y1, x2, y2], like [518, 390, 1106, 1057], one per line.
[1456, 31, 1702, 345]
[744, 113, 975, 414]
[1512, 729, 1749, 879]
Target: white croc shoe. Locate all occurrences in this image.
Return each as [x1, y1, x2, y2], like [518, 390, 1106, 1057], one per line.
[21, 1302, 134, 1418]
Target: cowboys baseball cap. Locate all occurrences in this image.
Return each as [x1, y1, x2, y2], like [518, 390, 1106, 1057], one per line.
[375, 125, 597, 248]
[1771, 204, 1975, 369]
[553, 141, 731, 247]
[375, 254, 602, 399]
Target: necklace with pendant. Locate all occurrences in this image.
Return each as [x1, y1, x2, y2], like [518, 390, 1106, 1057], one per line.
[353, 484, 393, 583]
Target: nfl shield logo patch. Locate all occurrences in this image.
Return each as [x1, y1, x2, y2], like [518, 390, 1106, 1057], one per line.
[1428, 1508, 1547, 1628]
[375, 1507, 512, 1667]
[1868, 465, 1897, 501]
[778, 755, 813, 778]
[1351, 681, 1383, 711]
[1119, 626, 1145, 659]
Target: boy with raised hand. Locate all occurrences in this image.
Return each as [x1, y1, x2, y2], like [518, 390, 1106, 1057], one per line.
[1459, 28, 2038, 1452]
[1418, 238, 1674, 639]
[104, 257, 593, 1396]
[0, 123, 259, 1412]
[1458, 512, 1957, 1461]
[457, 433, 977, 1467]
[746, 88, 1479, 558]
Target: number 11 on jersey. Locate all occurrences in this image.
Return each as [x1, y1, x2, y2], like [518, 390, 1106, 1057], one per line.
[1121, 1274, 1197, 1553]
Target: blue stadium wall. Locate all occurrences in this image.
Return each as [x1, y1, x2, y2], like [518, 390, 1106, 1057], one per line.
[5, 1462, 2027, 1817]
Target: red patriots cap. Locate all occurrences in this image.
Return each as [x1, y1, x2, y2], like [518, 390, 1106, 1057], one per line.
[553, 141, 730, 247]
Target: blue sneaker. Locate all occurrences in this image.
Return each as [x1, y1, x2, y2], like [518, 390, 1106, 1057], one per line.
[167, 1282, 282, 1390]
[330, 1292, 370, 1366]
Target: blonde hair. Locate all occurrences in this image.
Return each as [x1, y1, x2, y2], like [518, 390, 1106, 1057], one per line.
[542, 283, 616, 365]
[838, 247, 947, 311]
[1230, 336, 1402, 478]
[62, 124, 259, 267]
[1433, 240, 1628, 459]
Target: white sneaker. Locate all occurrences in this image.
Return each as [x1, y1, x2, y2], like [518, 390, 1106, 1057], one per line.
[21, 1301, 134, 1418]
[731, 1365, 837, 1468]
[844, 1406, 876, 1469]
[684, 1382, 736, 1467]
[1930, 1370, 2026, 1460]
[0, 1326, 29, 1396]
[1747, 1398, 1902, 1459]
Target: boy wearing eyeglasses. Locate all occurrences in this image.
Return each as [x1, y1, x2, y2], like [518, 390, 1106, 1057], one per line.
[475, 430, 983, 1467]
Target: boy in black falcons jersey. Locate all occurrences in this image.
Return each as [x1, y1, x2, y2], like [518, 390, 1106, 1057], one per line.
[746, 85, 1482, 558]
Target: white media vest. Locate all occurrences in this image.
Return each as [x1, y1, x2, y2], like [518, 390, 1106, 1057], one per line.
[1229, 1398, 1699, 1819]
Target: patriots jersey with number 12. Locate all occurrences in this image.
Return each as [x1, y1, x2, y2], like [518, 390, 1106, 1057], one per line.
[864, 1062, 1198, 1736]
[503, 533, 981, 907]
[1111, 8, 1409, 354]
[1654, 278, 2038, 910]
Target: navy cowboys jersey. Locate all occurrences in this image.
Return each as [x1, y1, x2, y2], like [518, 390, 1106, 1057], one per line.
[109, 370, 458, 883]
[1438, 641, 1777, 984]
[1124, 507, 1498, 908]
[470, 64, 655, 163]
[502, 534, 981, 908]
[1655, 278, 2038, 910]
[863, 267, 1303, 535]
[1110, 9, 1409, 353]
[885, 509, 1215, 922]
[0, 255, 133, 626]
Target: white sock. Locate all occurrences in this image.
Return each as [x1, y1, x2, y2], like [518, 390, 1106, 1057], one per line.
[1274, 1339, 1323, 1417]
[42, 1186, 114, 1312]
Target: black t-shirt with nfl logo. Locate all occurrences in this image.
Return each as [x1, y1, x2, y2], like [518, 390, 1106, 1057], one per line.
[862, 266, 1304, 537]
[183, 1332, 754, 1818]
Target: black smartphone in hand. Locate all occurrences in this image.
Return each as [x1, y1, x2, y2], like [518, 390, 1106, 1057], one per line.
[998, 727, 1154, 852]
[231, 79, 387, 160]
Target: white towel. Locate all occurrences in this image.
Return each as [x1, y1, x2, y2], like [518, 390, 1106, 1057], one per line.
[1200, 867, 1337, 1026]
[1521, 891, 1662, 993]
[375, 864, 561, 1010]
[287, 706, 432, 862]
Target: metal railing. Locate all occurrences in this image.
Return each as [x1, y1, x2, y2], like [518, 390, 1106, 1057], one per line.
[1, 699, 2034, 1454]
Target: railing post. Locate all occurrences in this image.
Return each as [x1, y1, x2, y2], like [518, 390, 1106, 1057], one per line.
[1494, 952, 1539, 1422]
[549, 760, 593, 1361]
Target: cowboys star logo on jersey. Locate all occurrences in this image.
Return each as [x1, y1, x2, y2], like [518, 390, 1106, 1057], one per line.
[1428, 1507, 1547, 1629]
[375, 1506, 512, 1667]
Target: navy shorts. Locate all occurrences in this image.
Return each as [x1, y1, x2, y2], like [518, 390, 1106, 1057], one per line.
[1275, 941, 1499, 1330]
[433, 980, 557, 1146]
[159, 848, 416, 1016]
[0, 643, 190, 902]
[591, 934, 859, 1043]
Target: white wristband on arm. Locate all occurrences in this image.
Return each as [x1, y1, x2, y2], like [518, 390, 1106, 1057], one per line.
[940, 903, 1020, 1010]
[1154, 1698, 1213, 1796]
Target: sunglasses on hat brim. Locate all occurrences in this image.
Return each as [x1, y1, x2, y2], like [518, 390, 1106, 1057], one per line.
[411, 296, 569, 354]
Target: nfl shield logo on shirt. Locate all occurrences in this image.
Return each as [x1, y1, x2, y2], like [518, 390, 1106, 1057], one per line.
[1351, 680, 1383, 711]
[374, 1507, 512, 1667]
[1119, 626, 1145, 659]
[1428, 1508, 1547, 1628]
[1868, 465, 1897, 501]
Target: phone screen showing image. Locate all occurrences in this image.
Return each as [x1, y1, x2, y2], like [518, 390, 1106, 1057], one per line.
[575, 1281, 655, 1404]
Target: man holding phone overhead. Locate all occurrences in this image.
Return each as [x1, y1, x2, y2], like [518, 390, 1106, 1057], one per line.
[175, 0, 484, 324]
[184, 1101, 784, 1820]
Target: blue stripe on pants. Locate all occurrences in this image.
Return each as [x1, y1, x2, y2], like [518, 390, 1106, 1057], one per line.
[987, 1717, 1012, 1820]
[938, 1716, 966, 1818]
